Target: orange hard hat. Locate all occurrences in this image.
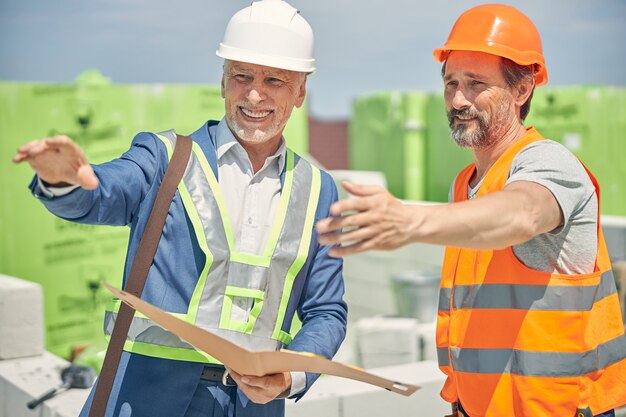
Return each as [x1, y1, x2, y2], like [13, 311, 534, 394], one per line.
[433, 4, 548, 86]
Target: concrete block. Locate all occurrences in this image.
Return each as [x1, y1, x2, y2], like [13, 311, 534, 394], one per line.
[0, 274, 44, 359]
[0, 369, 6, 417]
[343, 242, 445, 320]
[300, 361, 449, 417]
[286, 388, 340, 417]
[0, 351, 89, 417]
[345, 361, 448, 417]
[355, 317, 420, 369]
[342, 272, 397, 319]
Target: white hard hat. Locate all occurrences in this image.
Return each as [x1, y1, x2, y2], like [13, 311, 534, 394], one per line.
[216, 0, 315, 73]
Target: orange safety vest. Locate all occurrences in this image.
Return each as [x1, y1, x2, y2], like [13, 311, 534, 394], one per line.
[436, 127, 626, 416]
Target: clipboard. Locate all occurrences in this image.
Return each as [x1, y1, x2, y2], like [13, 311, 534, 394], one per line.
[102, 282, 420, 396]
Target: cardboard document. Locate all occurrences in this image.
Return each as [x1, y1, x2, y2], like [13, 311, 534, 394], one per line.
[103, 282, 419, 396]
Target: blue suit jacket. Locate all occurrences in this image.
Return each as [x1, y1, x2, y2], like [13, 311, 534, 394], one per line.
[31, 121, 347, 416]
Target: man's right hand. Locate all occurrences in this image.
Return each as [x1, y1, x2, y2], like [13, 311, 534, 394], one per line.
[12, 135, 99, 190]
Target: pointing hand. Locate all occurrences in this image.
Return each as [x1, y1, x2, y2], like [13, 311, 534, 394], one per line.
[13, 135, 99, 190]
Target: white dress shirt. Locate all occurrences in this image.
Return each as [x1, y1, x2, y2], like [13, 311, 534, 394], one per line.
[214, 119, 305, 397]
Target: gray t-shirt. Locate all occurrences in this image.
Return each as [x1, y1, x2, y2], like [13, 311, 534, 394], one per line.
[452, 139, 598, 274]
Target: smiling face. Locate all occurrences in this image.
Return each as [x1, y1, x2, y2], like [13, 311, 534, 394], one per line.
[443, 51, 519, 149]
[221, 60, 306, 148]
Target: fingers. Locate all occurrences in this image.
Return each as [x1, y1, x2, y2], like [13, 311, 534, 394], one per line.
[318, 218, 375, 246]
[225, 367, 251, 386]
[12, 135, 97, 190]
[43, 135, 73, 148]
[341, 181, 385, 197]
[318, 197, 380, 235]
[239, 374, 269, 389]
[315, 186, 380, 252]
[328, 240, 370, 258]
[230, 376, 272, 403]
[77, 164, 99, 190]
[13, 139, 49, 163]
[316, 186, 412, 256]
[328, 197, 362, 217]
[329, 182, 386, 216]
[321, 220, 389, 258]
[12, 152, 29, 163]
[316, 209, 373, 239]
[13, 136, 73, 162]
[225, 368, 290, 404]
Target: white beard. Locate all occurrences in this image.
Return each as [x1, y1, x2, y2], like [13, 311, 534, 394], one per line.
[228, 114, 280, 145]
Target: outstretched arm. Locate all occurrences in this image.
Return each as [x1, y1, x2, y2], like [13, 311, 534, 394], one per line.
[16, 132, 168, 226]
[316, 180, 562, 257]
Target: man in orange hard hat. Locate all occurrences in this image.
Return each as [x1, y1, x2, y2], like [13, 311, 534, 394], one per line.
[316, 4, 626, 417]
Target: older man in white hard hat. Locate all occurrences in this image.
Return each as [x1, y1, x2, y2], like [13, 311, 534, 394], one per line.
[13, 1, 347, 416]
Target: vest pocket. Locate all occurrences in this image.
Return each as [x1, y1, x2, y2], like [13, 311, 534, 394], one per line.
[219, 286, 265, 334]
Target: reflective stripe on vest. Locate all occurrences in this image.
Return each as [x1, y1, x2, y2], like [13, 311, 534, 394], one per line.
[438, 269, 617, 312]
[104, 131, 321, 363]
[436, 127, 626, 416]
[438, 334, 626, 376]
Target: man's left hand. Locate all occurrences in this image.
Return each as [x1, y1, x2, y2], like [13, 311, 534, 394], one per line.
[226, 368, 291, 404]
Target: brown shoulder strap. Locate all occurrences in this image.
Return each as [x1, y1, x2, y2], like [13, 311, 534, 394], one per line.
[88, 134, 192, 417]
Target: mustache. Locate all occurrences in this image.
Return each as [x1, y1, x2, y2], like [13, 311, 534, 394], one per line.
[447, 108, 482, 126]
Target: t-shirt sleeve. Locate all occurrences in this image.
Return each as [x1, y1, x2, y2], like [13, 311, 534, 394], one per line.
[505, 140, 596, 233]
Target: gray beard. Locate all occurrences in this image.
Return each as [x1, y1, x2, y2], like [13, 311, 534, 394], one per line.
[448, 103, 511, 149]
[450, 121, 497, 149]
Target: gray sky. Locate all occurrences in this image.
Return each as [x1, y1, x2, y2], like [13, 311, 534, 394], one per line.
[1, 0, 624, 119]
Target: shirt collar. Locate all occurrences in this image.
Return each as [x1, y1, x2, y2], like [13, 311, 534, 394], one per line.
[215, 117, 287, 174]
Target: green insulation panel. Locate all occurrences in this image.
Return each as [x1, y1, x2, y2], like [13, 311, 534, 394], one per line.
[424, 93, 473, 202]
[0, 79, 132, 358]
[349, 91, 429, 200]
[0, 71, 308, 358]
[349, 91, 470, 202]
[526, 86, 626, 216]
[350, 86, 625, 208]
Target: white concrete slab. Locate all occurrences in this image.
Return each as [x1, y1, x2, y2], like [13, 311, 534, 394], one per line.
[286, 389, 340, 417]
[0, 352, 89, 417]
[0, 274, 44, 360]
[289, 360, 449, 417]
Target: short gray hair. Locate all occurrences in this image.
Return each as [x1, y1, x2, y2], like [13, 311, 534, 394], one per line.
[499, 58, 535, 121]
